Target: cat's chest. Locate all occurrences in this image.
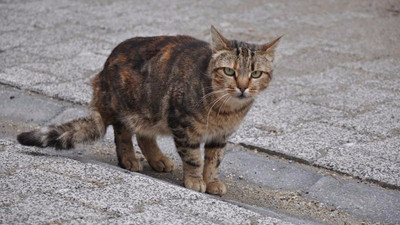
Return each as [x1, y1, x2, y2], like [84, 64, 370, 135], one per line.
[195, 109, 248, 140]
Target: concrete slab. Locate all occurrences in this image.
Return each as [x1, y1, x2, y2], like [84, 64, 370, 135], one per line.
[0, 6, 36, 33]
[0, 67, 60, 89]
[314, 16, 400, 59]
[341, 57, 400, 77]
[231, 121, 371, 162]
[0, 193, 108, 225]
[21, 52, 105, 82]
[33, 80, 92, 104]
[298, 84, 399, 113]
[19, 38, 112, 60]
[222, 150, 323, 190]
[0, 49, 53, 70]
[3, 116, 400, 224]
[0, 26, 80, 50]
[280, 67, 373, 93]
[316, 137, 400, 187]
[0, 167, 94, 197]
[1, 0, 400, 223]
[0, 146, 50, 174]
[36, 157, 128, 186]
[58, 178, 200, 216]
[307, 176, 400, 224]
[0, 87, 64, 123]
[236, 98, 345, 135]
[0, 138, 295, 225]
[320, 104, 400, 138]
[49, 107, 88, 124]
[278, 48, 357, 74]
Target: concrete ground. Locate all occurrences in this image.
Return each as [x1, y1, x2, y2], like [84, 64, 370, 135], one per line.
[1, 0, 400, 224]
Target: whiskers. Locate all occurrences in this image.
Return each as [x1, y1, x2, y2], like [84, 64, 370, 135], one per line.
[206, 93, 229, 128]
[201, 89, 224, 101]
[193, 88, 224, 110]
[246, 89, 258, 97]
[216, 95, 232, 119]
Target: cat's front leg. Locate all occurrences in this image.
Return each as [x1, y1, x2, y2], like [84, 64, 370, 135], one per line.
[174, 138, 206, 193]
[203, 138, 227, 195]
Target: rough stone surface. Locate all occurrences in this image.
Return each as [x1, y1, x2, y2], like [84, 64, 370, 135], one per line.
[315, 137, 400, 187]
[2, 89, 400, 224]
[297, 84, 399, 113]
[0, 0, 399, 187]
[232, 121, 372, 162]
[320, 104, 400, 138]
[0, 67, 60, 89]
[0, 139, 294, 225]
[0, 167, 94, 196]
[1, 0, 400, 224]
[0, 194, 109, 225]
[0, 49, 53, 70]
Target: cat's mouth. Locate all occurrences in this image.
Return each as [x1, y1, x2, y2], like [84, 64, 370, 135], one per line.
[237, 93, 247, 99]
[235, 92, 254, 101]
[226, 88, 253, 100]
[235, 89, 251, 99]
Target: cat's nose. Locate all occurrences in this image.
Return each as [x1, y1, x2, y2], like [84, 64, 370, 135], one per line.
[238, 86, 247, 93]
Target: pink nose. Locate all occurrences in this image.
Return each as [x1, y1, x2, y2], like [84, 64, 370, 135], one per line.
[239, 86, 247, 93]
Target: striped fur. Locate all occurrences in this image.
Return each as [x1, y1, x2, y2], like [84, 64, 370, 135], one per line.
[17, 111, 105, 149]
[17, 26, 281, 195]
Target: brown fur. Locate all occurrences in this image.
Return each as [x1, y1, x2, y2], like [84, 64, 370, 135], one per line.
[17, 26, 281, 195]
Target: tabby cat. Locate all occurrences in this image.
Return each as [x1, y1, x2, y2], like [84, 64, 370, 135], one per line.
[17, 26, 281, 195]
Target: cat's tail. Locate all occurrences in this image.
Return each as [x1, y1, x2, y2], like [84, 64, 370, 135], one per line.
[17, 111, 106, 149]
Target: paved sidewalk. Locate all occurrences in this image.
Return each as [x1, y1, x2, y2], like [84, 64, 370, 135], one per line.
[1, 86, 399, 224]
[1, 0, 399, 188]
[1, 0, 400, 224]
[0, 138, 295, 225]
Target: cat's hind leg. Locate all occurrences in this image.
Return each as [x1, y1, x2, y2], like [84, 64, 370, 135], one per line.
[203, 139, 227, 195]
[113, 122, 142, 172]
[136, 135, 175, 172]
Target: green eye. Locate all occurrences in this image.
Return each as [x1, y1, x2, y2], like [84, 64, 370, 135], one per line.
[251, 71, 262, 78]
[223, 68, 235, 76]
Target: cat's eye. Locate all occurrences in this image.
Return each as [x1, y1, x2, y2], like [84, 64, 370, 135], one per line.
[251, 71, 262, 78]
[223, 68, 235, 76]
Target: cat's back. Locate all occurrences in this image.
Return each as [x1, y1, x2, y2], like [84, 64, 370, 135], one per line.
[95, 34, 212, 108]
[92, 35, 212, 127]
[104, 35, 211, 72]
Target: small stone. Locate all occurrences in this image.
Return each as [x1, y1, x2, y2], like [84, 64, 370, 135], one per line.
[265, 126, 277, 132]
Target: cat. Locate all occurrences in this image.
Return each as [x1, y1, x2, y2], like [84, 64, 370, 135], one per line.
[17, 26, 281, 195]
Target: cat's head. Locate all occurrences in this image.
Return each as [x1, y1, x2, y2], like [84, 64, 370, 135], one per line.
[209, 26, 281, 102]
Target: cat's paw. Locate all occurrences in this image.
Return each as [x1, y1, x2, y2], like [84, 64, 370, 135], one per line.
[148, 156, 175, 172]
[184, 177, 206, 193]
[119, 157, 143, 172]
[206, 181, 227, 196]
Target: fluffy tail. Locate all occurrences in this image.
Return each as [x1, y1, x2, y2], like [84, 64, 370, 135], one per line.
[17, 111, 106, 149]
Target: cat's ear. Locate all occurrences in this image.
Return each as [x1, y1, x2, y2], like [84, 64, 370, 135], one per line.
[261, 35, 283, 53]
[210, 25, 231, 53]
